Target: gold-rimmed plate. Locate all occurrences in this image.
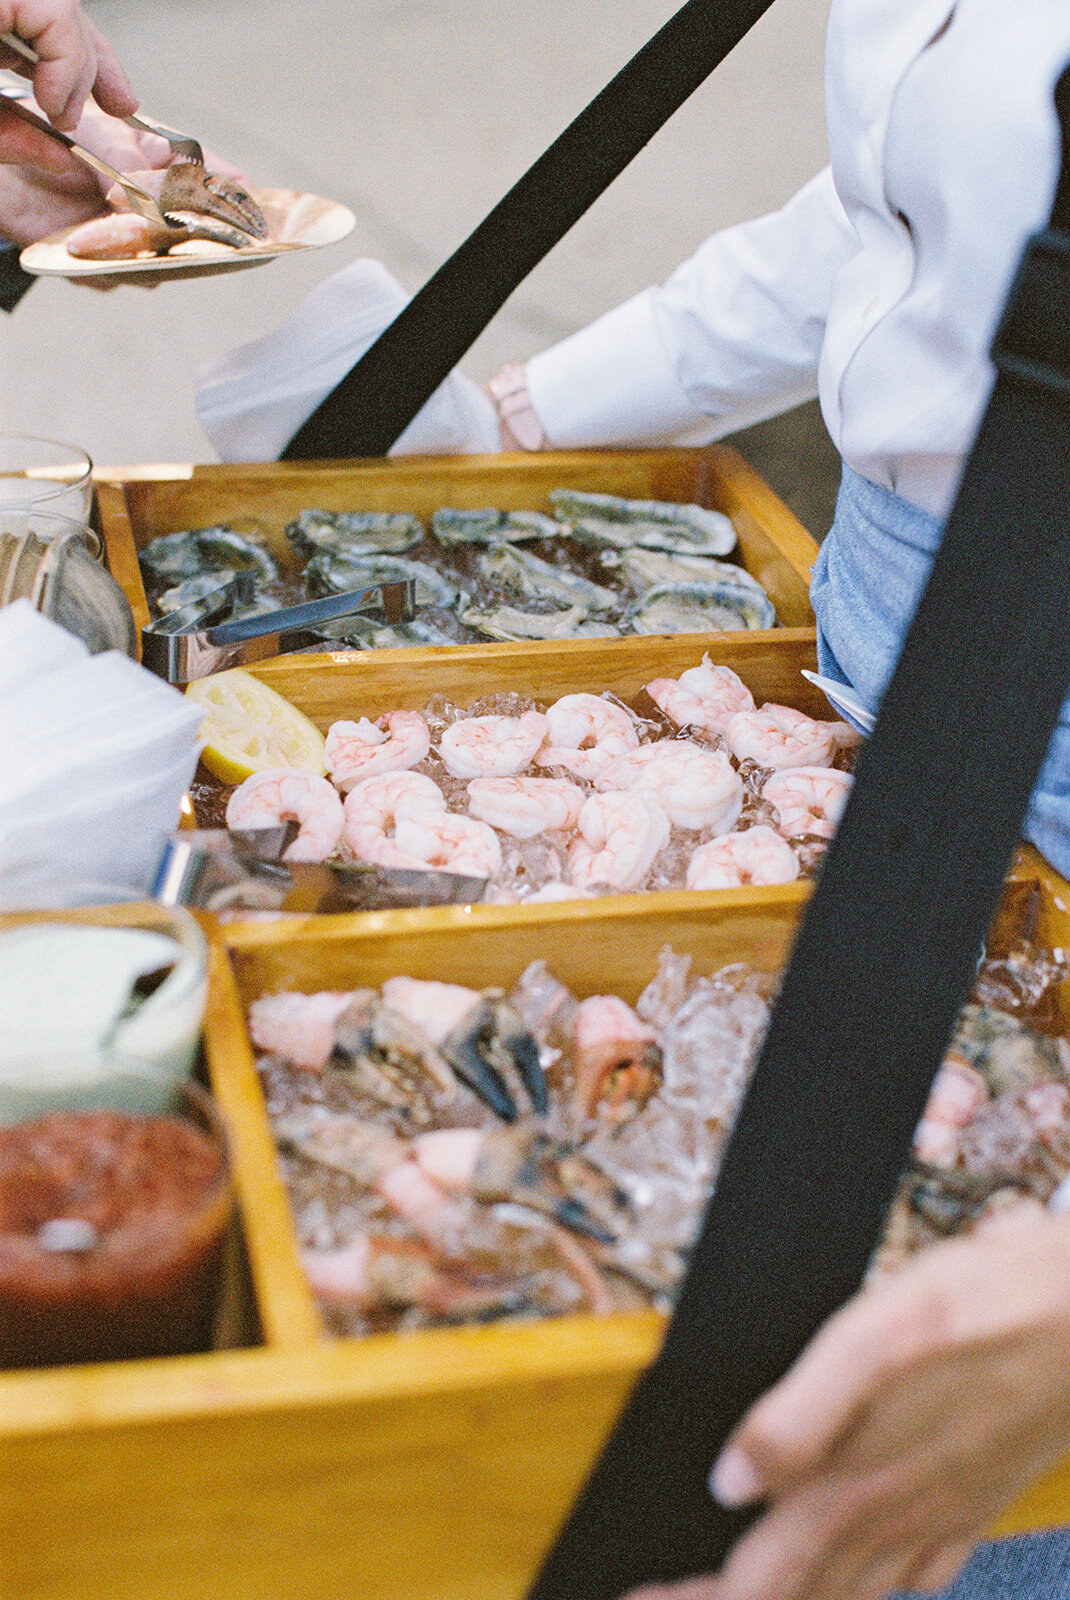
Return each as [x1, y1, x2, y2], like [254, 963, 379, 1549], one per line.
[19, 187, 356, 281]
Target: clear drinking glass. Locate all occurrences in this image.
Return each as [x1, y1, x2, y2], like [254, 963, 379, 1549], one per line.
[0, 433, 96, 550]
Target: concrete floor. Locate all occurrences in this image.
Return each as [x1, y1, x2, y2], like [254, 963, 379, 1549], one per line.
[1, 0, 839, 534]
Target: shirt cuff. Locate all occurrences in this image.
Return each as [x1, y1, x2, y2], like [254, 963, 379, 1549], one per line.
[0, 240, 34, 312]
[525, 290, 728, 449]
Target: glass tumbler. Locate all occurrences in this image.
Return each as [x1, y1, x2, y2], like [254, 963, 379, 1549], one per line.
[0, 433, 97, 552]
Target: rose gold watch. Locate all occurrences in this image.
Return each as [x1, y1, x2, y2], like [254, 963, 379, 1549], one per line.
[485, 363, 548, 451]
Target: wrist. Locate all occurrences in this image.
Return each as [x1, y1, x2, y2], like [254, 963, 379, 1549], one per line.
[485, 363, 549, 451]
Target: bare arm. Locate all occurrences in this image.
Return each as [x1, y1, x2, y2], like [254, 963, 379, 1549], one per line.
[625, 1204, 1070, 1600]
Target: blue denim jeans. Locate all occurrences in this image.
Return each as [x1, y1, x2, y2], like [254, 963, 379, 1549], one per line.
[810, 465, 1070, 881]
[812, 465, 1070, 1595]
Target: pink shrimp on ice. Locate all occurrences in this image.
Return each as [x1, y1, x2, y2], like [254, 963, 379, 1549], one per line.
[302, 1233, 518, 1319]
[685, 824, 801, 890]
[912, 1052, 991, 1166]
[437, 710, 549, 778]
[543, 692, 641, 755]
[644, 655, 755, 734]
[466, 775, 586, 838]
[534, 743, 626, 785]
[225, 768, 344, 861]
[247, 989, 356, 1070]
[567, 790, 672, 892]
[762, 766, 853, 839]
[394, 808, 504, 878]
[614, 740, 743, 831]
[281, 1113, 630, 1243]
[341, 771, 447, 866]
[325, 709, 431, 791]
[571, 995, 662, 1121]
[725, 703, 839, 769]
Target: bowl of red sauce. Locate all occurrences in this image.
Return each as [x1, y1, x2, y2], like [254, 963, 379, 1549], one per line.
[0, 1077, 233, 1369]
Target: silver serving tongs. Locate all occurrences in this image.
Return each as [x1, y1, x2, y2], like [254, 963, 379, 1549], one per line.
[151, 829, 488, 914]
[140, 576, 418, 683]
[0, 88, 188, 231]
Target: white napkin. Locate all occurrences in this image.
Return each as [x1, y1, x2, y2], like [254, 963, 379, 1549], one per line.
[195, 257, 501, 463]
[0, 603, 204, 896]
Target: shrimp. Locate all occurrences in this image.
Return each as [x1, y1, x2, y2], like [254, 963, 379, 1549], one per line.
[762, 766, 853, 839]
[571, 995, 662, 1122]
[437, 710, 549, 778]
[567, 791, 671, 892]
[225, 768, 345, 861]
[394, 808, 504, 879]
[302, 1234, 521, 1319]
[725, 703, 839, 769]
[614, 740, 743, 831]
[247, 989, 357, 1070]
[912, 1052, 991, 1166]
[644, 656, 755, 734]
[543, 692, 641, 755]
[325, 709, 431, 791]
[534, 743, 627, 785]
[341, 771, 447, 867]
[686, 825, 801, 890]
[466, 775, 586, 838]
[282, 1114, 627, 1242]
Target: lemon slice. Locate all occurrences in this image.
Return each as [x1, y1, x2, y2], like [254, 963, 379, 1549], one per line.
[185, 668, 327, 783]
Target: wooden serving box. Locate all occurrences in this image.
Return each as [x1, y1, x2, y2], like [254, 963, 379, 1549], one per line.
[93, 444, 819, 640]
[4, 866, 1070, 1600]
[13, 453, 1052, 1593]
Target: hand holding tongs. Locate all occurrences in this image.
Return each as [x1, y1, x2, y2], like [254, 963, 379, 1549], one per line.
[1, 29, 203, 159]
[140, 576, 418, 684]
[1, 30, 202, 229]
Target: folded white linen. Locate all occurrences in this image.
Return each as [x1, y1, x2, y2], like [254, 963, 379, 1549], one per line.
[0, 598, 88, 695]
[195, 256, 501, 463]
[0, 609, 204, 893]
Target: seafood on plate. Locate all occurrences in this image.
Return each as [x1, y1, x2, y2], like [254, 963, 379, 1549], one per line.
[253, 929, 1070, 1335]
[65, 160, 269, 260]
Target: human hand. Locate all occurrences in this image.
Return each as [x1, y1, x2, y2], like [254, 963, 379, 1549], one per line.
[0, 0, 136, 167]
[624, 1205, 1070, 1600]
[0, 99, 169, 244]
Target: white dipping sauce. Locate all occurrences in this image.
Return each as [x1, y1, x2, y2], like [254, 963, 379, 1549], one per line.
[0, 923, 205, 1086]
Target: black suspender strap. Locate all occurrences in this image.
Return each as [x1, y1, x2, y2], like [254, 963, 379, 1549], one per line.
[522, 61, 1070, 1600]
[280, 0, 778, 460]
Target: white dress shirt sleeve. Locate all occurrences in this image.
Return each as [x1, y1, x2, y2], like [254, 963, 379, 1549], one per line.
[525, 166, 859, 449]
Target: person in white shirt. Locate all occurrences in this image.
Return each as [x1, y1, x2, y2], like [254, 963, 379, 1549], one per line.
[195, 7, 1070, 1595]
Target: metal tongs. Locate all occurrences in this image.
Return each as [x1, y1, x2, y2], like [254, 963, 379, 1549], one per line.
[140, 575, 417, 683]
[152, 828, 488, 914]
[1, 32, 202, 154]
[1, 33, 202, 230]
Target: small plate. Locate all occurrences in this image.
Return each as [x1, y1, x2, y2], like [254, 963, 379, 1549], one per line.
[19, 187, 356, 281]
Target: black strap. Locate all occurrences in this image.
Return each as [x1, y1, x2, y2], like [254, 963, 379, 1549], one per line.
[281, 0, 777, 460]
[523, 61, 1070, 1600]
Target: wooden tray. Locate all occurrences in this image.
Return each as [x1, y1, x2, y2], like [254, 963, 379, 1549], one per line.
[93, 444, 819, 644]
[4, 864, 1069, 1600]
[183, 626, 830, 915]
